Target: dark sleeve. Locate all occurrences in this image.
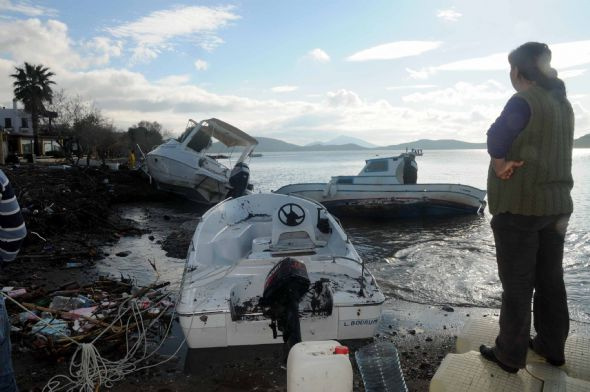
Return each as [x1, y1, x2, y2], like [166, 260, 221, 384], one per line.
[486, 96, 531, 158]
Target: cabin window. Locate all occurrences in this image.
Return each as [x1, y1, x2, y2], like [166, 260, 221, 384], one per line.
[187, 130, 212, 152]
[177, 126, 194, 143]
[337, 177, 353, 184]
[4, 118, 12, 128]
[364, 160, 388, 173]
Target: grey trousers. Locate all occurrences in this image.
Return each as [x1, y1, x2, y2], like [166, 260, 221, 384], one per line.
[491, 213, 570, 369]
[0, 296, 18, 392]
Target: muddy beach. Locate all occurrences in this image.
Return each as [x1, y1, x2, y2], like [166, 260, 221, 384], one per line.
[2, 163, 497, 392]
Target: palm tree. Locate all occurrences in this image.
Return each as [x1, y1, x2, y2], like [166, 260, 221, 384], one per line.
[11, 62, 56, 156]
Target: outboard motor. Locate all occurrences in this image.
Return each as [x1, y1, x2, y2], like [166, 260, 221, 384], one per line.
[402, 154, 418, 184]
[260, 257, 311, 351]
[227, 162, 250, 198]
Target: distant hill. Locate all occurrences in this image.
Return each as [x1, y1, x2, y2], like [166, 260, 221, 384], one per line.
[575, 133, 590, 148]
[385, 139, 486, 150]
[254, 137, 301, 152]
[207, 133, 590, 152]
[307, 135, 377, 148]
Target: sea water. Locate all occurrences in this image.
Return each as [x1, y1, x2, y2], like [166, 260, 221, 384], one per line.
[99, 149, 590, 324]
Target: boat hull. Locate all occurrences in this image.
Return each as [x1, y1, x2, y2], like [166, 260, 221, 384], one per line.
[146, 154, 229, 204]
[275, 183, 486, 218]
[179, 302, 383, 349]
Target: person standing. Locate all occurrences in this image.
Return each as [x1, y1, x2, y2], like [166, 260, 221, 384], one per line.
[0, 169, 27, 392]
[479, 42, 574, 373]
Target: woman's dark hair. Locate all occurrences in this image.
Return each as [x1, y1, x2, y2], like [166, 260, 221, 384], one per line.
[508, 42, 567, 101]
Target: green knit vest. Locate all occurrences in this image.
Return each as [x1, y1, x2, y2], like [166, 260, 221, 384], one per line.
[487, 86, 574, 216]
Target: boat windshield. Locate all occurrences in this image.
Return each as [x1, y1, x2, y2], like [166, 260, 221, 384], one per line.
[176, 126, 194, 143]
[187, 130, 212, 152]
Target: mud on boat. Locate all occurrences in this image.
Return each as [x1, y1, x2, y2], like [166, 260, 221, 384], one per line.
[177, 193, 385, 349]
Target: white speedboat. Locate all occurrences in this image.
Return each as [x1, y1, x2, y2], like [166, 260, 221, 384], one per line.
[143, 118, 258, 204]
[177, 193, 385, 349]
[275, 151, 486, 219]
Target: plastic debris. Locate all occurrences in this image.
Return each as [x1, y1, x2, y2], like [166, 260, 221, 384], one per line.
[7, 288, 26, 298]
[32, 319, 71, 337]
[5, 277, 175, 357]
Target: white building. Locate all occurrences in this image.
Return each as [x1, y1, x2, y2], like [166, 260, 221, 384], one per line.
[0, 99, 34, 156]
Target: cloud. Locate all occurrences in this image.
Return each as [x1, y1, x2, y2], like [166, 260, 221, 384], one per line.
[0, 18, 85, 69]
[326, 89, 362, 107]
[156, 74, 191, 86]
[436, 40, 590, 72]
[386, 84, 437, 90]
[271, 85, 298, 93]
[405, 40, 590, 80]
[82, 36, 123, 65]
[306, 48, 330, 63]
[347, 41, 442, 62]
[405, 67, 435, 80]
[0, 0, 57, 17]
[559, 68, 586, 79]
[194, 59, 208, 71]
[437, 9, 462, 22]
[402, 81, 511, 106]
[107, 5, 240, 63]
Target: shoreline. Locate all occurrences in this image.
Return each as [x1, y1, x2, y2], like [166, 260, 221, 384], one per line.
[4, 165, 588, 391]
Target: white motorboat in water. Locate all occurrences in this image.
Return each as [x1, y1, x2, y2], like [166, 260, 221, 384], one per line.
[143, 118, 258, 204]
[177, 193, 385, 349]
[275, 151, 487, 218]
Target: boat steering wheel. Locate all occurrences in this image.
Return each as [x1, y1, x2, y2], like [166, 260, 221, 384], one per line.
[278, 203, 306, 227]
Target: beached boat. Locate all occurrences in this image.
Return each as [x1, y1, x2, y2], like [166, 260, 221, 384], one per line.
[275, 151, 486, 218]
[177, 193, 385, 349]
[142, 118, 258, 204]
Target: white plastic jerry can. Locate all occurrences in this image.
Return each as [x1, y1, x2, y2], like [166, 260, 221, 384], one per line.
[287, 340, 353, 392]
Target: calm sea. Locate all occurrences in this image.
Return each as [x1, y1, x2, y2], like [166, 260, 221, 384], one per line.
[248, 149, 590, 324]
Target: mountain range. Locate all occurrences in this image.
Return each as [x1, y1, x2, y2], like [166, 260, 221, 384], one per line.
[211, 133, 590, 152]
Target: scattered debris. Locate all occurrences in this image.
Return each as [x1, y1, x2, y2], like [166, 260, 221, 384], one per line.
[4, 277, 174, 359]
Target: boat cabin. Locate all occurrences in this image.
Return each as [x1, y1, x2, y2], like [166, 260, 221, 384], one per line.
[331, 152, 419, 186]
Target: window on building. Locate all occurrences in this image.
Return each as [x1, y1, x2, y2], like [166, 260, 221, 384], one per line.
[22, 140, 32, 154]
[4, 118, 12, 128]
[21, 118, 28, 128]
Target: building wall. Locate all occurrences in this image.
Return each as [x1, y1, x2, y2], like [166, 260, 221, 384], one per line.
[0, 101, 33, 136]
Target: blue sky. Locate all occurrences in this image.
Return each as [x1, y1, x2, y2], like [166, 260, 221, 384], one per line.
[0, 0, 589, 145]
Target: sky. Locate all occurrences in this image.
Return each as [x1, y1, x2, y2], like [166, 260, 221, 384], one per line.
[0, 0, 589, 146]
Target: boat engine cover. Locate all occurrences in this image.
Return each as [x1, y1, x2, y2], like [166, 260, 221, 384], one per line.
[227, 162, 250, 198]
[261, 257, 310, 307]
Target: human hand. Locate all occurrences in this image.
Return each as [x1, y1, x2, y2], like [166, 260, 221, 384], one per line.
[492, 158, 524, 180]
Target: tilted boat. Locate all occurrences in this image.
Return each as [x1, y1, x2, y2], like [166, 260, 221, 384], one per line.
[177, 193, 385, 349]
[275, 151, 487, 219]
[143, 118, 258, 204]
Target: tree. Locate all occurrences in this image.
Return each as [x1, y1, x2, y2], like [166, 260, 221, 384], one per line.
[74, 112, 121, 166]
[128, 121, 164, 155]
[11, 62, 56, 156]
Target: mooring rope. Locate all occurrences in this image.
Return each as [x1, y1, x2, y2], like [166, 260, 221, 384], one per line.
[1, 282, 189, 392]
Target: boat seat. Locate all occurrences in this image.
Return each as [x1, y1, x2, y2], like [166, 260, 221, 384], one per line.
[270, 203, 326, 251]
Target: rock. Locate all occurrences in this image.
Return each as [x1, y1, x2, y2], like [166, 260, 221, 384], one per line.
[442, 305, 454, 312]
[408, 329, 416, 335]
[115, 251, 131, 257]
[425, 337, 433, 342]
[148, 235, 155, 241]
